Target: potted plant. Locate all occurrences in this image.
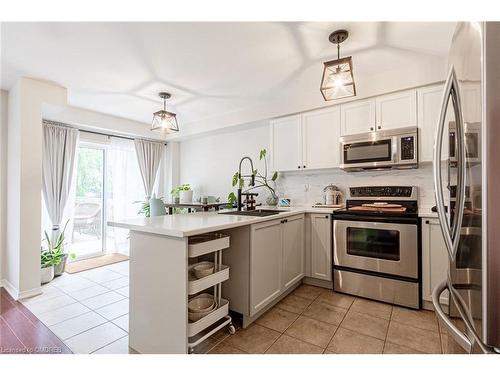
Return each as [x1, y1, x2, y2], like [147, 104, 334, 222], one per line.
[42, 221, 75, 278]
[40, 249, 56, 284]
[171, 184, 193, 204]
[134, 200, 151, 217]
[227, 149, 279, 207]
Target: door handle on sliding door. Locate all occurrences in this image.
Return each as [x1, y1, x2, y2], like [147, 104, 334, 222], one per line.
[433, 66, 466, 261]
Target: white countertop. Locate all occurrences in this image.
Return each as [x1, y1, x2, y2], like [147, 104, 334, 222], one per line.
[418, 205, 438, 218]
[108, 205, 343, 238]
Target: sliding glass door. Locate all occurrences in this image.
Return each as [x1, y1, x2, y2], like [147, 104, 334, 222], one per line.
[41, 135, 160, 261]
[71, 144, 106, 259]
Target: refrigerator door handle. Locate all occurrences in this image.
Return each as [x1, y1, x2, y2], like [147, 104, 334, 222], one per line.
[432, 280, 472, 353]
[433, 66, 467, 260]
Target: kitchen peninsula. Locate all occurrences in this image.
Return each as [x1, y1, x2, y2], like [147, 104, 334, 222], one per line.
[109, 206, 338, 354]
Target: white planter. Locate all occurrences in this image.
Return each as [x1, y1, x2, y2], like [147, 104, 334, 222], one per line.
[41, 266, 54, 284]
[179, 190, 193, 204]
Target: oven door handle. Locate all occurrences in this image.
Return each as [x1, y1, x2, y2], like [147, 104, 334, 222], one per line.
[433, 66, 466, 261]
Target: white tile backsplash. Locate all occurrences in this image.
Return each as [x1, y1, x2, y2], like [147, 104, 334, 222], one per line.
[275, 162, 435, 207]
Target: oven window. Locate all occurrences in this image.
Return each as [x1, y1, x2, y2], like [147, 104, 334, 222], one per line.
[343, 140, 392, 164]
[346, 227, 400, 261]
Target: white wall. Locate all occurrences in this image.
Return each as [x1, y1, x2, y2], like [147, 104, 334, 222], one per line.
[0, 90, 8, 285]
[5, 78, 67, 299]
[179, 121, 271, 204]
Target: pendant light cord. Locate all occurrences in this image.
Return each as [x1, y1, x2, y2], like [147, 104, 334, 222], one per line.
[337, 43, 340, 60]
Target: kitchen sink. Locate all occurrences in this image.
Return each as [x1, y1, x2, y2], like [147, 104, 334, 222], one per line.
[218, 209, 285, 217]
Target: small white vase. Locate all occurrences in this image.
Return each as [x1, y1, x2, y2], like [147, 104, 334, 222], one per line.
[179, 190, 193, 204]
[41, 265, 54, 284]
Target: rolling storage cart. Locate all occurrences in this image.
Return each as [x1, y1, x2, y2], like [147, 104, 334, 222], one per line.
[187, 233, 235, 353]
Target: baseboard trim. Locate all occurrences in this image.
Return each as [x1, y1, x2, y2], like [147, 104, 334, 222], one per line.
[0, 279, 42, 301]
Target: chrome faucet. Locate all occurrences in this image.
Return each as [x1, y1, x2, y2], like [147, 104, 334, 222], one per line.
[237, 156, 255, 211]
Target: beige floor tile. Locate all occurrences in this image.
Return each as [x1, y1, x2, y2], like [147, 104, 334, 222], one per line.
[266, 334, 323, 354]
[208, 341, 246, 354]
[292, 284, 325, 301]
[302, 300, 348, 326]
[391, 306, 439, 332]
[276, 294, 313, 314]
[386, 321, 441, 354]
[316, 291, 355, 310]
[327, 327, 384, 354]
[383, 342, 425, 354]
[350, 298, 393, 320]
[224, 324, 280, 354]
[255, 307, 299, 333]
[285, 316, 338, 348]
[340, 310, 389, 340]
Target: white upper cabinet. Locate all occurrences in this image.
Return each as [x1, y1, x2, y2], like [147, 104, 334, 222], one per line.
[340, 98, 376, 135]
[271, 115, 302, 172]
[302, 106, 341, 170]
[375, 89, 417, 130]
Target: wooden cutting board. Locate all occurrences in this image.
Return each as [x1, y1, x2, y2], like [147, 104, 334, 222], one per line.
[349, 206, 407, 213]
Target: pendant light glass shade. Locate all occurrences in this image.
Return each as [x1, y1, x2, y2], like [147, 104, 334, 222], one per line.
[320, 56, 356, 101]
[151, 92, 179, 133]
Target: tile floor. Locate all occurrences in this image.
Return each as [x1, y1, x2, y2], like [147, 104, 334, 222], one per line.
[206, 284, 450, 354]
[21, 261, 132, 354]
[22, 265, 452, 354]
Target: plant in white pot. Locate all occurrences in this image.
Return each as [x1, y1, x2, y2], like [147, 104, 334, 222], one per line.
[42, 221, 75, 278]
[171, 184, 193, 204]
[40, 248, 56, 284]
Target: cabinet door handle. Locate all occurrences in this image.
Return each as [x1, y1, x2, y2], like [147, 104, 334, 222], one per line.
[370, 127, 374, 131]
[303, 165, 306, 168]
[325, 215, 329, 219]
[425, 220, 430, 224]
[298, 165, 301, 169]
[378, 125, 381, 130]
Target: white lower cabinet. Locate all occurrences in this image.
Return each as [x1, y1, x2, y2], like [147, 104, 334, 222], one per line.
[283, 215, 305, 289]
[422, 217, 449, 305]
[249, 215, 305, 315]
[308, 213, 332, 281]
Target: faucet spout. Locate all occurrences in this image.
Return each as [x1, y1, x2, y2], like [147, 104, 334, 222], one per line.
[237, 156, 255, 210]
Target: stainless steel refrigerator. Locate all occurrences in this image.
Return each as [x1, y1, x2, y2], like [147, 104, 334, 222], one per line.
[432, 21, 500, 354]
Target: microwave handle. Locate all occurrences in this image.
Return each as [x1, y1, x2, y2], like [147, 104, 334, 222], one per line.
[433, 66, 466, 261]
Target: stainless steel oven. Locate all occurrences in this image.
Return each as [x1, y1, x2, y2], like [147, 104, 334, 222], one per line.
[339, 127, 418, 171]
[333, 220, 418, 279]
[332, 186, 421, 309]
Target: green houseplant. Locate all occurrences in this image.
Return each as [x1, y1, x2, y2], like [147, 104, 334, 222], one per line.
[42, 221, 75, 278]
[227, 149, 279, 207]
[171, 184, 193, 204]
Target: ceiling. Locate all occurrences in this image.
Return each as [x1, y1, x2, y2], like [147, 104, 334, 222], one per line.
[1, 22, 456, 136]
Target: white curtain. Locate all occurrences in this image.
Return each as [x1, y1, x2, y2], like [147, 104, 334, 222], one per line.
[42, 121, 79, 238]
[134, 139, 165, 199]
[106, 138, 145, 253]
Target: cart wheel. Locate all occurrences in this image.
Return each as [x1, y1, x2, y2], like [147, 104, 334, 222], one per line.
[228, 324, 236, 335]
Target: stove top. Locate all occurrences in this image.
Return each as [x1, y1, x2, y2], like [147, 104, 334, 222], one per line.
[333, 186, 418, 218]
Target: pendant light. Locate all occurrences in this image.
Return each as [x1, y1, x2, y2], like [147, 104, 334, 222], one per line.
[151, 92, 179, 133]
[320, 29, 356, 101]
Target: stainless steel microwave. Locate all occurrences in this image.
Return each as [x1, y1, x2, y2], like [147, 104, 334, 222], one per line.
[339, 127, 418, 171]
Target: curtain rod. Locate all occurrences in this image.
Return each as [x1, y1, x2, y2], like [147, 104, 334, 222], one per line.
[42, 119, 168, 146]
